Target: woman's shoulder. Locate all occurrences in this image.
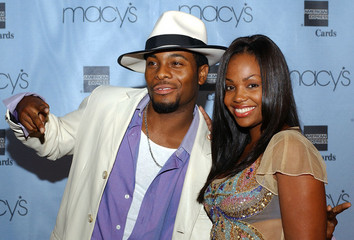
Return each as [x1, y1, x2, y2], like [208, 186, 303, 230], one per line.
[271, 126, 302, 141]
[267, 127, 316, 152]
[257, 127, 327, 194]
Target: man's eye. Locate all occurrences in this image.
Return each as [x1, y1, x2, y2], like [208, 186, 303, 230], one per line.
[147, 61, 157, 66]
[172, 61, 183, 66]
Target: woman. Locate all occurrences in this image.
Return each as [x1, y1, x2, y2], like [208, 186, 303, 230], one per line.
[198, 34, 327, 239]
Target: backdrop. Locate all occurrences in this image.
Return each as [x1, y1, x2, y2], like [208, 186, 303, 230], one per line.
[0, 0, 353, 239]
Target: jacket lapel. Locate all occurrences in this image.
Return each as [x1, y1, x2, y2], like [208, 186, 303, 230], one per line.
[173, 109, 212, 239]
[109, 88, 148, 159]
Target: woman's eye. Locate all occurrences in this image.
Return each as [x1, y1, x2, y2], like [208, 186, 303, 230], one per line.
[225, 85, 235, 91]
[248, 83, 259, 88]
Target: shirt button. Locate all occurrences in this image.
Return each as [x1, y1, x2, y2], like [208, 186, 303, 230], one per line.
[88, 214, 93, 223]
[125, 194, 130, 199]
[116, 225, 121, 230]
[102, 171, 108, 179]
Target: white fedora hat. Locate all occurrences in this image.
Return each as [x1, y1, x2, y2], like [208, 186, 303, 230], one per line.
[117, 11, 226, 73]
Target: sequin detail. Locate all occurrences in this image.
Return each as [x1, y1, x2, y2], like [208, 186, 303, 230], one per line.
[204, 160, 273, 239]
[212, 219, 264, 240]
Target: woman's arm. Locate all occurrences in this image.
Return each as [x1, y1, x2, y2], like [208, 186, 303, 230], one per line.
[276, 173, 327, 240]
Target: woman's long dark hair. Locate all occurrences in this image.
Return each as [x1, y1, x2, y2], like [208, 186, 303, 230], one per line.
[198, 34, 300, 203]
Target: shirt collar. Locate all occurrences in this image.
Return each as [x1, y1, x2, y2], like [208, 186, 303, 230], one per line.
[137, 94, 150, 118]
[178, 105, 199, 156]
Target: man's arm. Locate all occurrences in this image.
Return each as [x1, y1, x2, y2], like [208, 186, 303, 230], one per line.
[4, 93, 83, 160]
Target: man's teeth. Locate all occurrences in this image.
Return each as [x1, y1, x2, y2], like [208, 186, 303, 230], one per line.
[235, 107, 255, 113]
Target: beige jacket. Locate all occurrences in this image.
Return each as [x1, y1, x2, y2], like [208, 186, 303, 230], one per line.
[6, 86, 212, 240]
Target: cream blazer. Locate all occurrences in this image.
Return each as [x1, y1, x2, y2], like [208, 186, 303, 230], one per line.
[6, 86, 212, 240]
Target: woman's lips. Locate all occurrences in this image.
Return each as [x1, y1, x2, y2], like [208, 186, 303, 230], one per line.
[234, 106, 255, 117]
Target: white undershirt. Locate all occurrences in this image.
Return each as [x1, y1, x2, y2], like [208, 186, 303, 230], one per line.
[122, 131, 176, 239]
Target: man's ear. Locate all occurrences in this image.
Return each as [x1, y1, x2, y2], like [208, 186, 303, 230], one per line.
[198, 64, 209, 85]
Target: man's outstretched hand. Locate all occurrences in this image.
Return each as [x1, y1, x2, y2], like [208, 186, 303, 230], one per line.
[16, 95, 50, 137]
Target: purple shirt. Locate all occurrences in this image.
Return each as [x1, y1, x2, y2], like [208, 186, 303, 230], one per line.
[91, 95, 200, 240]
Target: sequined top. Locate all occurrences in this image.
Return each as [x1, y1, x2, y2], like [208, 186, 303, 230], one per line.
[203, 128, 327, 239]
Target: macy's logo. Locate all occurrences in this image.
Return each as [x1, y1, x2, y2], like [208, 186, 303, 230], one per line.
[179, 3, 253, 28]
[62, 3, 138, 27]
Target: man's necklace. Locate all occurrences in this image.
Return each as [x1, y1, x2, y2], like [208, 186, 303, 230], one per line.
[144, 104, 163, 168]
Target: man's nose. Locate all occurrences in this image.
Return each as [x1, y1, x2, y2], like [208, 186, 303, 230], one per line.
[156, 64, 172, 80]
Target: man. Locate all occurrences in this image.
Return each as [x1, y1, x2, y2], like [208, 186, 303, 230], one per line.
[5, 11, 225, 240]
[3, 10, 349, 240]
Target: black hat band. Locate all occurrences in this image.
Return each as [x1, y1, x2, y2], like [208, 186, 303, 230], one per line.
[145, 34, 206, 50]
